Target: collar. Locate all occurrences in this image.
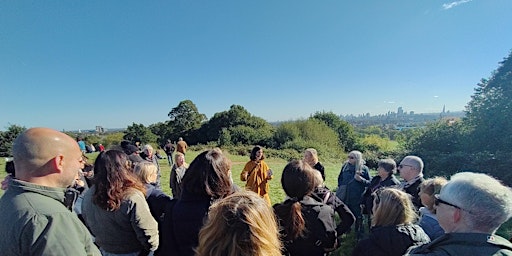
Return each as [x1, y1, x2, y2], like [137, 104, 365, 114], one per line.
[9, 178, 67, 205]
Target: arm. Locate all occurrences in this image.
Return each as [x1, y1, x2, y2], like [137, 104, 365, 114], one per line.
[23, 212, 100, 256]
[129, 191, 159, 252]
[331, 196, 356, 235]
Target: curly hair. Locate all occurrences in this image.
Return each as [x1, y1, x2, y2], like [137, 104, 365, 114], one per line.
[91, 150, 146, 211]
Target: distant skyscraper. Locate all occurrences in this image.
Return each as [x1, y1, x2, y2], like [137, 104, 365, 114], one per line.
[398, 107, 404, 116]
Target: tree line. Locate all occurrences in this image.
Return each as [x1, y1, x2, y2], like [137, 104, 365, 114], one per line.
[2, 50, 511, 185]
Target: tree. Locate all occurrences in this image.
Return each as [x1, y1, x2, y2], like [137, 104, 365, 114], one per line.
[168, 100, 207, 136]
[197, 105, 275, 145]
[123, 123, 157, 144]
[464, 51, 512, 152]
[0, 124, 26, 157]
[311, 111, 357, 151]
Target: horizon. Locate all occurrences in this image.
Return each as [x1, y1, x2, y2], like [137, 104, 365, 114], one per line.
[1, 1, 510, 131]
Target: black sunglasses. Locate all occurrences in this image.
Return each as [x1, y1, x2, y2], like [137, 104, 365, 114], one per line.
[434, 194, 461, 210]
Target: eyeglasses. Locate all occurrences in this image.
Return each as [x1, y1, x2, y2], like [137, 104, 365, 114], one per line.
[398, 164, 413, 168]
[434, 194, 462, 210]
[348, 156, 355, 159]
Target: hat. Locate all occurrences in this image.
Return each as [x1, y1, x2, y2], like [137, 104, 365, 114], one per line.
[125, 145, 140, 155]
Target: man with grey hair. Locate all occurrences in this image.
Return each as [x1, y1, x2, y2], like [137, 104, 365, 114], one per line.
[398, 155, 425, 209]
[406, 172, 512, 255]
[0, 127, 100, 255]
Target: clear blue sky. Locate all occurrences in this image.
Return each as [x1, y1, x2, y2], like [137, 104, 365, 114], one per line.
[1, 0, 511, 131]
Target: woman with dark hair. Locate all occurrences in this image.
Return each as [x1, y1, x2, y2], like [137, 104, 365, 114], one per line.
[157, 148, 234, 256]
[240, 146, 273, 206]
[273, 160, 337, 256]
[81, 150, 159, 256]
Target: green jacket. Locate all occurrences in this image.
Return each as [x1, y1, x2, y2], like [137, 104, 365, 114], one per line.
[0, 179, 100, 256]
[405, 232, 512, 256]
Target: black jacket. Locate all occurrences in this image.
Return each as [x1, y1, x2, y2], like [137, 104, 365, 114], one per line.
[360, 175, 400, 214]
[352, 224, 430, 256]
[274, 196, 337, 256]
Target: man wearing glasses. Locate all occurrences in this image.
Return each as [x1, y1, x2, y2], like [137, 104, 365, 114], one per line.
[398, 155, 425, 209]
[406, 172, 512, 255]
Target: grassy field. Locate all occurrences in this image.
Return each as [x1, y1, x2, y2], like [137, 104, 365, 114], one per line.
[2, 149, 511, 255]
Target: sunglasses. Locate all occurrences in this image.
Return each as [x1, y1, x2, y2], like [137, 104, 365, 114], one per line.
[348, 156, 355, 159]
[398, 164, 413, 168]
[434, 194, 462, 210]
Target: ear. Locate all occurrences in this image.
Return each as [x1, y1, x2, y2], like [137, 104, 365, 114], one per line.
[51, 154, 65, 174]
[453, 208, 462, 223]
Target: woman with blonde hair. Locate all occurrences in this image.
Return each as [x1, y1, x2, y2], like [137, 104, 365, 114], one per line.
[196, 191, 282, 256]
[303, 148, 326, 181]
[352, 188, 430, 256]
[133, 161, 171, 222]
[170, 152, 188, 199]
[418, 176, 448, 240]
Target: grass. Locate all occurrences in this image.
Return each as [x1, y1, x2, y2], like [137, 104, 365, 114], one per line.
[2, 149, 512, 255]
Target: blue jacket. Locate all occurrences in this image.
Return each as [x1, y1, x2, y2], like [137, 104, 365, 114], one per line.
[337, 163, 371, 216]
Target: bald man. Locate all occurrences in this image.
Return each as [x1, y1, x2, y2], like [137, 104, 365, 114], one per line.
[0, 127, 100, 255]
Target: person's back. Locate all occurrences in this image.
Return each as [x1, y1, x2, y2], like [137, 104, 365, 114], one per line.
[176, 137, 187, 154]
[407, 233, 512, 256]
[0, 127, 100, 255]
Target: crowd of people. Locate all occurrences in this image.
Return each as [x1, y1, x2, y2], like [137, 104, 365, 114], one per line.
[1, 127, 512, 256]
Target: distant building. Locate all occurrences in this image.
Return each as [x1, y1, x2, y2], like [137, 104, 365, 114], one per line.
[96, 126, 105, 134]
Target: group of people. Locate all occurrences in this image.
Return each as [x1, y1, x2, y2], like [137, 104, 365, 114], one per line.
[1, 127, 512, 256]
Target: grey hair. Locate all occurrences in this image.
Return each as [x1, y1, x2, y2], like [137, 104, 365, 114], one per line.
[348, 150, 365, 172]
[441, 172, 512, 233]
[143, 144, 154, 154]
[402, 155, 424, 172]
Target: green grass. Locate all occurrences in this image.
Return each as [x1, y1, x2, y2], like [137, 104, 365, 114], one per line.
[3, 150, 511, 255]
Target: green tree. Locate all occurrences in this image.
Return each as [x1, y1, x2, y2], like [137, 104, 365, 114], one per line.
[123, 123, 157, 144]
[0, 124, 26, 157]
[465, 51, 512, 152]
[311, 111, 357, 151]
[168, 100, 207, 136]
[198, 105, 275, 146]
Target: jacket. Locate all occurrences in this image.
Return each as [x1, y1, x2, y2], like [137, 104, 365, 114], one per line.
[145, 183, 172, 222]
[240, 160, 273, 206]
[360, 174, 400, 214]
[274, 196, 338, 256]
[336, 163, 371, 217]
[157, 190, 212, 256]
[311, 186, 355, 235]
[0, 179, 100, 256]
[405, 233, 512, 256]
[352, 223, 430, 256]
[81, 186, 159, 254]
[418, 207, 444, 241]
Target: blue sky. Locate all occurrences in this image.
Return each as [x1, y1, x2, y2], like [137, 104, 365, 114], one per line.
[1, 0, 511, 131]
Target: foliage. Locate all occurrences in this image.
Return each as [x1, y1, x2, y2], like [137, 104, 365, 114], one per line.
[123, 123, 158, 144]
[311, 111, 357, 151]
[0, 124, 26, 157]
[405, 50, 512, 185]
[103, 132, 125, 149]
[464, 51, 512, 153]
[196, 105, 275, 146]
[272, 119, 343, 160]
[167, 99, 207, 137]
